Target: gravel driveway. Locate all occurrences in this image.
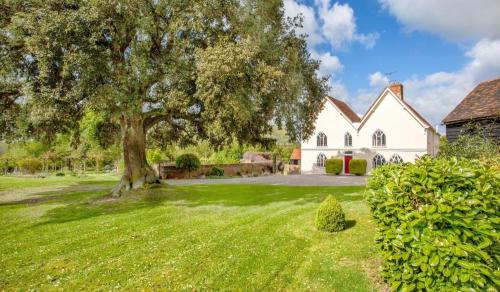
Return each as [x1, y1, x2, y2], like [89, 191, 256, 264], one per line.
[165, 174, 367, 186]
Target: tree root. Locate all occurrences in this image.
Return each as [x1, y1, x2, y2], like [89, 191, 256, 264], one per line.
[110, 170, 160, 197]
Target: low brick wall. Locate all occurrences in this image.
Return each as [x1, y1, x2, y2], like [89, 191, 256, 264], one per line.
[158, 162, 274, 179]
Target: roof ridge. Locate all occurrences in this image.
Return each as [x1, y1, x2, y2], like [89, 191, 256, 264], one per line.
[326, 96, 361, 123]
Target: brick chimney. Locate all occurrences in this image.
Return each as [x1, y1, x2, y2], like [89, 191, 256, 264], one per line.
[389, 83, 403, 100]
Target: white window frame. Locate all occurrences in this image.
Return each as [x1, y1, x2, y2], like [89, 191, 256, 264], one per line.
[372, 130, 386, 147]
[344, 132, 353, 147]
[317, 132, 328, 147]
[317, 153, 327, 168]
[390, 154, 404, 164]
[372, 153, 386, 168]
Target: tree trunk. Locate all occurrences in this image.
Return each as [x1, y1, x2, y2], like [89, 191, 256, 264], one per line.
[111, 115, 158, 197]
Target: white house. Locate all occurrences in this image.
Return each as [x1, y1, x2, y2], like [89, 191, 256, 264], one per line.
[301, 83, 440, 174]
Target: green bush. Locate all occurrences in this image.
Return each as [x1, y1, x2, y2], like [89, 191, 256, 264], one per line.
[55, 172, 65, 177]
[315, 195, 346, 232]
[349, 159, 367, 175]
[175, 153, 201, 173]
[17, 157, 43, 174]
[366, 156, 499, 291]
[325, 159, 342, 175]
[208, 166, 224, 176]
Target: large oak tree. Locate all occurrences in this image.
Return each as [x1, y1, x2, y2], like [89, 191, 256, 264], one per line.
[0, 0, 327, 195]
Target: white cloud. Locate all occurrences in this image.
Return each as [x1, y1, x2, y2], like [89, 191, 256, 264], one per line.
[379, 0, 500, 41]
[283, 0, 324, 46]
[316, 0, 379, 49]
[284, 0, 379, 50]
[328, 80, 349, 100]
[311, 51, 344, 77]
[283, 0, 378, 102]
[369, 72, 390, 88]
[354, 39, 500, 127]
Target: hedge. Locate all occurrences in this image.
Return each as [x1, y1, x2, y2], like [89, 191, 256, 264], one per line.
[325, 159, 342, 175]
[349, 159, 367, 175]
[365, 156, 499, 291]
[316, 195, 346, 232]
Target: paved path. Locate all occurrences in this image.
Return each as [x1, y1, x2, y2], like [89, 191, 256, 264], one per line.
[165, 175, 367, 186]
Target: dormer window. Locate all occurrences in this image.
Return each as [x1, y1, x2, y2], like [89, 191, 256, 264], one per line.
[317, 132, 327, 147]
[372, 130, 386, 147]
[344, 132, 352, 147]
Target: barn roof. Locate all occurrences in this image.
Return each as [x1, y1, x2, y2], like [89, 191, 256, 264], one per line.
[443, 78, 500, 124]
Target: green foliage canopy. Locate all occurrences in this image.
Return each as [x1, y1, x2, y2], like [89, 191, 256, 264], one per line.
[1, 0, 327, 146]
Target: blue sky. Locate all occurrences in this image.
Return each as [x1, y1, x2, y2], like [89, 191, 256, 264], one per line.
[284, 0, 500, 129]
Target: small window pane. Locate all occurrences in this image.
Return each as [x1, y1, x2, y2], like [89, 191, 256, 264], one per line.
[372, 130, 386, 147]
[317, 132, 327, 147]
[390, 154, 403, 164]
[372, 154, 386, 168]
[344, 132, 352, 147]
[317, 153, 327, 167]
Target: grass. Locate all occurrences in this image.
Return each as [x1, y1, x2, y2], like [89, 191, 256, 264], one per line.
[0, 175, 384, 291]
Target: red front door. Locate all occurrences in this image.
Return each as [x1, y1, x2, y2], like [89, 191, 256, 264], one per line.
[344, 155, 352, 174]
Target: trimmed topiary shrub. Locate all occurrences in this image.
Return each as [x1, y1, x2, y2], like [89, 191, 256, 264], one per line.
[325, 159, 342, 175]
[315, 195, 346, 232]
[18, 157, 43, 174]
[349, 159, 367, 175]
[208, 166, 224, 177]
[366, 156, 499, 291]
[175, 154, 201, 177]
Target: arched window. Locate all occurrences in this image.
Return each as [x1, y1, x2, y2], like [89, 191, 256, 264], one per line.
[344, 132, 352, 147]
[390, 154, 404, 164]
[372, 130, 386, 147]
[317, 132, 327, 147]
[372, 154, 386, 168]
[317, 153, 327, 167]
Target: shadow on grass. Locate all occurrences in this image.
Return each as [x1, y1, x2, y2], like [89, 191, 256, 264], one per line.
[0, 182, 115, 206]
[345, 220, 357, 230]
[32, 184, 365, 226]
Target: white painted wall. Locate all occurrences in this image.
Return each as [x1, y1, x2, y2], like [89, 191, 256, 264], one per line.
[358, 90, 429, 171]
[301, 99, 357, 172]
[301, 89, 439, 174]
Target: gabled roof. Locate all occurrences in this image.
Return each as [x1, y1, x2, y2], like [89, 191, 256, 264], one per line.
[326, 96, 361, 123]
[442, 78, 500, 124]
[358, 87, 434, 131]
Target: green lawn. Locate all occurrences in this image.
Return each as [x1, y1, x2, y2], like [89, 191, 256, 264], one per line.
[0, 175, 385, 291]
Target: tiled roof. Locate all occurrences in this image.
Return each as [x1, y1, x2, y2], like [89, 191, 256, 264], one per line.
[327, 96, 361, 123]
[290, 148, 301, 160]
[443, 78, 500, 124]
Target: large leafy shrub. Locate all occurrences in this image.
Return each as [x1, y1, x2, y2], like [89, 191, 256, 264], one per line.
[366, 156, 499, 291]
[315, 195, 346, 232]
[349, 159, 367, 175]
[325, 159, 342, 175]
[18, 157, 43, 174]
[175, 154, 201, 175]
